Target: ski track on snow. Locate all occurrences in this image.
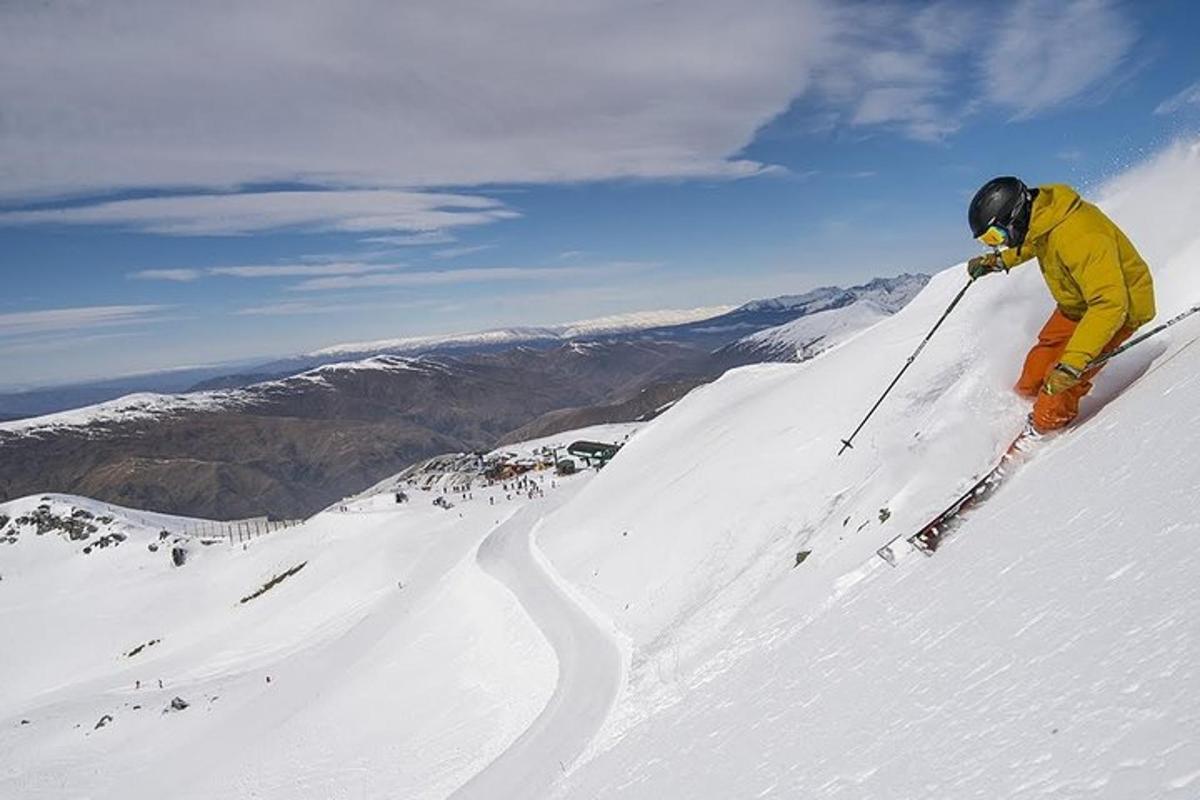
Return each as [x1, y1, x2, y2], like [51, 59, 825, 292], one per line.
[451, 502, 624, 799]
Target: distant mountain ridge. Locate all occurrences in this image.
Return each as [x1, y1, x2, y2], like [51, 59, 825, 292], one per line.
[0, 273, 928, 518]
[240, 275, 928, 380]
[500, 273, 929, 444]
[310, 306, 734, 358]
[247, 306, 736, 380]
[0, 342, 713, 518]
[0, 309, 733, 417]
[733, 273, 929, 316]
[0, 278, 924, 417]
[718, 274, 929, 362]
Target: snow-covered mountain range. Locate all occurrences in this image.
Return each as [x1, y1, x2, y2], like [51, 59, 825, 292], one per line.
[0, 274, 924, 519]
[0, 278, 921, 418]
[722, 299, 891, 361]
[9, 275, 923, 437]
[249, 276, 927, 379]
[734, 272, 928, 315]
[0, 342, 702, 519]
[718, 273, 928, 362]
[309, 306, 735, 359]
[4, 141, 1197, 799]
[0, 355, 446, 437]
[305, 274, 927, 363]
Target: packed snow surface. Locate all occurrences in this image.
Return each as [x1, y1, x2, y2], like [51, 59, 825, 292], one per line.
[3, 140, 1200, 799]
[1, 465, 581, 798]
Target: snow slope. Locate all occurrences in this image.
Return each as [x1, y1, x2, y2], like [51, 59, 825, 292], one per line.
[3, 139, 1199, 799]
[724, 299, 892, 361]
[0, 434, 614, 798]
[452, 504, 625, 800]
[557, 333, 1200, 797]
[526, 138, 1200, 792]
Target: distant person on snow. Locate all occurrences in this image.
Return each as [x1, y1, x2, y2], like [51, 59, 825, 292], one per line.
[966, 177, 1156, 432]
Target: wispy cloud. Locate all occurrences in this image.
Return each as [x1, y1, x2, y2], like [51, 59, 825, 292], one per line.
[298, 248, 411, 264]
[290, 261, 653, 292]
[130, 262, 403, 281]
[291, 266, 598, 292]
[806, 2, 973, 141]
[1, 190, 518, 236]
[807, 0, 1135, 139]
[131, 269, 203, 282]
[360, 232, 458, 247]
[1155, 79, 1200, 115]
[0, 1, 825, 201]
[235, 299, 431, 317]
[0, 331, 146, 356]
[850, 86, 958, 140]
[0, 305, 171, 336]
[983, 0, 1136, 118]
[431, 244, 496, 260]
[235, 301, 353, 317]
[209, 263, 398, 279]
[0, 0, 1142, 240]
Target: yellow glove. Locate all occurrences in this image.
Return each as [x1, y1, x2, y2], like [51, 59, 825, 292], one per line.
[1042, 363, 1083, 395]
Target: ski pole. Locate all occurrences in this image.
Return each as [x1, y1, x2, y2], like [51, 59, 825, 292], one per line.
[1083, 302, 1200, 371]
[838, 277, 977, 455]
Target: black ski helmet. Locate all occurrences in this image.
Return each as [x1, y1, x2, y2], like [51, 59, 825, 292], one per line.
[969, 176, 1033, 246]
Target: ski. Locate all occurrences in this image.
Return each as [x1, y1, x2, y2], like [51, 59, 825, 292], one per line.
[876, 426, 1040, 566]
[872, 306, 1200, 568]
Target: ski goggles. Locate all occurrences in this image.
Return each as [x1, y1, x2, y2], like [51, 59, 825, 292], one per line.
[977, 224, 1010, 248]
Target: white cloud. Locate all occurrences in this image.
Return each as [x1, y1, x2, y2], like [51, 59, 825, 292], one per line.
[0, 331, 146, 357]
[235, 299, 429, 316]
[130, 262, 401, 281]
[804, 3, 970, 140]
[1155, 80, 1200, 115]
[0, 0, 828, 201]
[290, 262, 651, 292]
[853, 87, 942, 127]
[360, 232, 458, 247]
[0, 305, 171, 336]
[431, 245, 495, 260]
[235, 301, 352, 317]
[292, 266, 599, 292]
[1, 190, 517, 236]
[807, 0, 1134, 139]
[983, 0, 1136, 118]
[909, 1, 974, 55]
[0, 0, 1142, 232]
[130, 269, 203, 282]
[209, 263, 397, 278]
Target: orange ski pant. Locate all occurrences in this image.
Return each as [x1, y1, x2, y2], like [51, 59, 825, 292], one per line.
[1017, 309, 1134, 432]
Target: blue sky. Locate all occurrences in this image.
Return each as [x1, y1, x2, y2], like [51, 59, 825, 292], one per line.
[2, 0, 1199, 390]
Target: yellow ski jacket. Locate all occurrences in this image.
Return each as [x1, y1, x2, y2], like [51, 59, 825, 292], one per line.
[1001, 184, 1156, 371]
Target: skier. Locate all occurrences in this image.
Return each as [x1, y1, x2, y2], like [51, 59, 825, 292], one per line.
[967, 177, 1156, 432]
